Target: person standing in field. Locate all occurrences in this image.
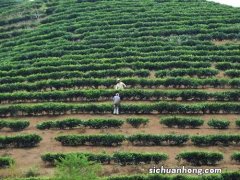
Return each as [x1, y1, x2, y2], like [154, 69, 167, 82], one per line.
[113, 93, 121, 115]
[115, 78, 126, 90]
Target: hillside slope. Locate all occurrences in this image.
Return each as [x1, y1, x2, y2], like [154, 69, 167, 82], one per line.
[0, 0, 240, 179]
[0, 0, 239, 90]
[1, 0, 240, 62]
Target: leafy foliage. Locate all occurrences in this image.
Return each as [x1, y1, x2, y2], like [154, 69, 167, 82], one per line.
[126, 118, 149, 128]
[191, 134, 240, 146]
[0, 156, 15, 168]
[207, 119, 230, 129]
[128, 134, 189, 146]
[42, 152, 111, 166]
[0, 134, 42, 148]
[160, 116, 204, 128]
[231, 152, 240, 163]
[113, 152, 168, 165]
[1, 102, 240, 117]
[36, 119, 83, 130]
[41, 152, 168, 166]
[55, 134, 125, 146]
[83, 119, 124, 129]
[37, 118, 124, 130]
[54, 154, 102, 180]
[1, 89, 240, 103]
[176, 151, 223, 166]
[0, 120, 29, 131]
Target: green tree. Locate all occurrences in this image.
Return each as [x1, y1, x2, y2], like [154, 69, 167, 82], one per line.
[53, 154, 102, 180]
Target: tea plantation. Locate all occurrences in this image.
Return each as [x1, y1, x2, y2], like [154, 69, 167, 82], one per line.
[0, 0, 240, 179]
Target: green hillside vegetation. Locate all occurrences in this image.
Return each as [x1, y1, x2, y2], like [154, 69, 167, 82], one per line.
[0, 0, 240, 179]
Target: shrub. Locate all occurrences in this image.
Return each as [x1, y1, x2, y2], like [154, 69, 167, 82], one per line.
[2, 89, 240, 103]
[113, 152, 168, 166]
[42, 152, 169, 166]
[207, 119, 230, 129]
[41, 152, 112, 165]
[0, 156, 15, 168]
[83, 119, 124, 129]
[36, 119, 83, 130]
[0, 120, 7, 129]
[54, 154, 102, 180]
[36, 121, 54, 130]
[0, 77, 239, 93]
[1, 102, 240, 117]
[176, 151, 223, 166]
[7, 120, 30, 131]
[0, 134, 42, 148]
[160, 116, 204, 128]
[231, 152, 240, 163]
[128, 134, 189, 146]
[221, 171, 240, 180]
[191, 134, 240, 146]
[236, 120, 240, 127]
[155, 68, 219, 78]
[0, 120, 29, 131]
[55, 134, 125, 146]
[54, 119, 83, 129]
[37, 118, 124, 130]
[126, 118, 149, 128]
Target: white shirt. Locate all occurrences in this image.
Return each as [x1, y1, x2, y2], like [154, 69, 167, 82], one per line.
[115, 82, 126, 90]
[113, 95, 121, 105]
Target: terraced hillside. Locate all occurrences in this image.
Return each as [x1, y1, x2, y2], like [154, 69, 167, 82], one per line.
[0, 0, 240, 179]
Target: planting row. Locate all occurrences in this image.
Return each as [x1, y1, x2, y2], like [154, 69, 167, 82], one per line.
[216, 62, 240, 70]
[155, 68, 219, 78]
[1, 131, 239, 149]
[9, 42, 240, 60]
[2, 102, 240, 117]
[5, 19, 239, 42]
[0, 67, 228, 85]
[36, 118, 148, 130]
[225, 70, 240, 78]
[42, 151, 240, 167]
[190, 134, 240, 146]
[160, 116, 240, 129]
[0, 134, 42, 148]
[42, 152, 167, 166]
[12, 46, 240, 61]
[55, 134, 240, 147]
[0, 69, 150, 84]
[0, 61, 211, 77]
[2, 78, 240, 93]
[0, 120, 29, 131]
[1, 89, 240, 104]
[10, 34, 239, 60]
[1, 117, 238, 132]
[11, 56, 240, 72]
[36, 117, 240, 130]
[28, 55, 240, 66]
